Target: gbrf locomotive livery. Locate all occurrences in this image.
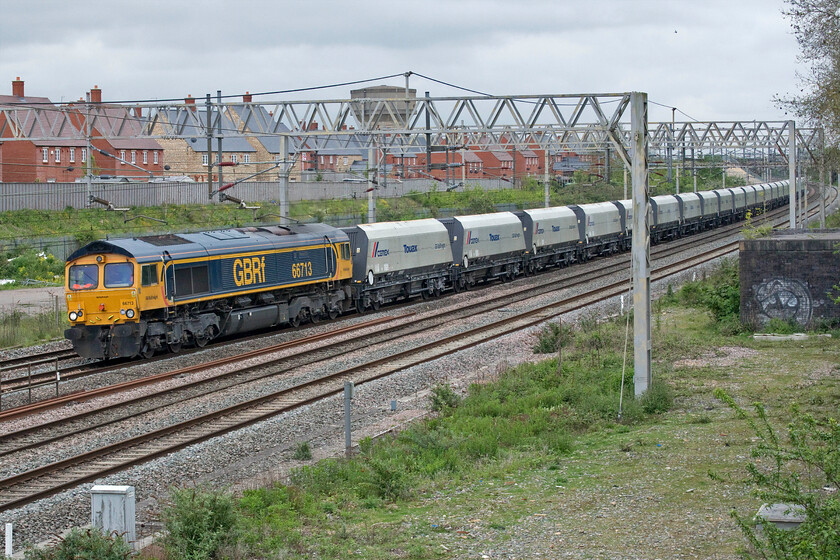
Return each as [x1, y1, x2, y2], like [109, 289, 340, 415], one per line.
[65, 181, 791, 359]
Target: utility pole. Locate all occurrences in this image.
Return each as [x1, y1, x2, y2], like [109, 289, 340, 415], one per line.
[819, 127, 825, 227]
[630, 92, 650, 397]
[667, 107, 674, 183]
[278, 135, 288, 220]
[85, 92, 92, 207]
[217, 90, 223, 200]
[368, 146, 375, 223]
[206, 94, 213, 198]
[788, 120, 796, 229]
[544, 150, 550, 208]
[425, 91, 431, 173]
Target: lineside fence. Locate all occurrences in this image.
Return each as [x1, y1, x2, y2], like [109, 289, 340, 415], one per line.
[0, 178, 510, 212]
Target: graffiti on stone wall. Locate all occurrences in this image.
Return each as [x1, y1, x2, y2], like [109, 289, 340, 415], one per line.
[753, 278, 813, 325]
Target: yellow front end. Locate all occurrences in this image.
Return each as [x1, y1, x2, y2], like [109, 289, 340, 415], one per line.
[65, 253, 142, 359]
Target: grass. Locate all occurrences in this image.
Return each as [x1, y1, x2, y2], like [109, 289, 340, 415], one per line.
[0, 309, 67, 348]
[141, 259, 839, 559]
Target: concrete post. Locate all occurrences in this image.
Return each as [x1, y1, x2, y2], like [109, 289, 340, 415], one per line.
[789, 120, 796, 229]
[630, 92, 651, 396]
[344, 381, 354, 456]
[5, 523, 11, 557]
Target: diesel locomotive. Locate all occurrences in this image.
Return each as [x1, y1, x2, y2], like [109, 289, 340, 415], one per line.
[64, 181, 792, 359]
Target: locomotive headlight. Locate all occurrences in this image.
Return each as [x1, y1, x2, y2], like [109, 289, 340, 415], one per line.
[69, 311, 78, 321]
[126, 309, 135, 319]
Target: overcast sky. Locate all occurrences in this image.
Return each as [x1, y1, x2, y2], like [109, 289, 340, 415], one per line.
[0, 0, 804, 124]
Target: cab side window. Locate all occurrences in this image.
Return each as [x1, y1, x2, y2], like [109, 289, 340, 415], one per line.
[141, 264, 158, 287]
[340, 243, 350, 260]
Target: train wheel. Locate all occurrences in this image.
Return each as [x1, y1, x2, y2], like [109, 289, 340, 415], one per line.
[372, 299, 381, 311]
[168, 342, 182, 354]
[329, 307, 340, 320]
[141, 344, 155, 359]
[453, 279, 462, 293]
[356, 299, 368, 314]
[195, 335, 209, 348]
[311, 307, 322, 324]
[290, 314, 301, 328]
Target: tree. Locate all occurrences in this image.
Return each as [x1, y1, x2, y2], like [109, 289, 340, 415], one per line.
[777, 1, 840, 147]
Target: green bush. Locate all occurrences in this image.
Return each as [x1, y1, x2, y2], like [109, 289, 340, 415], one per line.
[293, 441, 313, 460]
[678, 260, 742, 324]
[0, 247, 64, 284]
[162, 486, 237, 560]
[639, 380, 674, 414]
[714, 391, 840, 560]
[429, 383, 461, 412]
[24, 528, 131, 560]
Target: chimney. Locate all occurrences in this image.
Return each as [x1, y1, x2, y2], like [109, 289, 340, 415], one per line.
[134, 106, 142, 118]
[12, 77, 23, 97]
[185, 94, 196, 111]
[90, 85, 102, 103]
[309, 122, 318, 131]
[243, 91, 252, 103]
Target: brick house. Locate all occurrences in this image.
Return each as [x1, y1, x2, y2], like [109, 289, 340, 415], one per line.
[70, 86, 165, 179]
[0, 78, 88, 183]
[153, 95, 256, 183]
[0, 80, 166, 182]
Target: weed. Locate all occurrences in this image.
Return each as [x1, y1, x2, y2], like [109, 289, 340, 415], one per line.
[162, 485, 237, 560]
[293, 441, 312, 460]
[23, 528, 131, 560]
[429, 383, 461, 412]
[638, 380, 674, 414]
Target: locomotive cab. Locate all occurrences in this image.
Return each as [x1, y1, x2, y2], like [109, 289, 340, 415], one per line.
[65, 253, 143, 359]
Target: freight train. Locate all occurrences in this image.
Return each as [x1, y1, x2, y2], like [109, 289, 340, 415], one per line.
[64, 181, 791, 359]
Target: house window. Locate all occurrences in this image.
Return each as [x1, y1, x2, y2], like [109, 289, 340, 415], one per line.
[329, 155, 333, 164]
[42, 147, 48, 163]
[231, 154, 238, 164]
[69, 148, 75, 163]
[243, 154, 250, 164]
[343, 157, 348, 165]
[143, 151, 148, 164]
[131, 151, 136, 164]
[153, 152, 158, 164]
[320, 155, 324, 165]
[54, 148, 60, 163]
[81, 148, 87, 163]
[120, 150, 126, 163]
[202, 154, 209, 166]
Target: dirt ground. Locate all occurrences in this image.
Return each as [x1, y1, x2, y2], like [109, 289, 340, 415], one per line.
[0, 286, 65, 316]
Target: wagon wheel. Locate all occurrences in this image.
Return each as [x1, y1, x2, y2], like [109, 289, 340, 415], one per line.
[140, 342, 155, 360]
[371, 296, 381, 311]
[310, 306, 322, 323]
[290, 313, 302, 328]
[356, 298, 368, 314]
[328, 307, 340, 320]
[168, 342, 182, 354]
[453, 278, 463, 293]
[194, 325, 215, 348]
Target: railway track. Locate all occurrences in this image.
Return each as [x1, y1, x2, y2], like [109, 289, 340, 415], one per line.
[0, 187, 833, 513]
[0, 195, 791, 405]
[0, 235, 747, 512]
